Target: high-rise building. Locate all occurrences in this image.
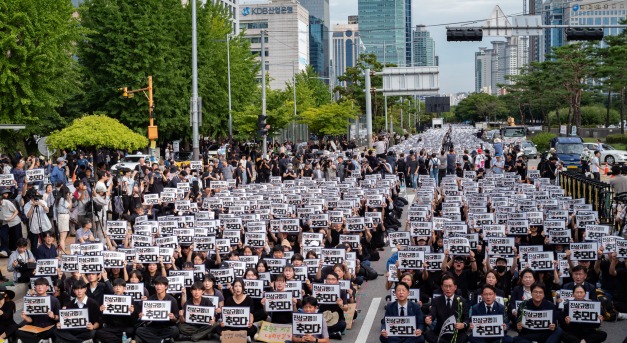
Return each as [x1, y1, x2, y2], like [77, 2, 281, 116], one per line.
[239, 0, 309, 90]
[332, 22, 364, 87]
[412, 25, 436, 67]
[405, 0, 413, 66]
[475, 36, 527, 95]
[563, 0, 627, 48]
[475, 47, 493, 94]
[358, 0, 406, 66]
[297, 0, 330, 79]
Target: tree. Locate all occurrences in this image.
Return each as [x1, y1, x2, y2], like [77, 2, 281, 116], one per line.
[77, 0, 258, 142]
[455, 93, 506, 123]
[595, 21, 627, 133]
[299, 101, 359, 136]
[47, 115, 149, 151]
[547, 43, 595, 132]
[0, 0, 84, 150]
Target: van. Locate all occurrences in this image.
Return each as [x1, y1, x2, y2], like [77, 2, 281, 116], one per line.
[550, 136, 584, 170]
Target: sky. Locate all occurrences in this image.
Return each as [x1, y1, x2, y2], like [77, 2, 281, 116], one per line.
[329, 0, 524, 94]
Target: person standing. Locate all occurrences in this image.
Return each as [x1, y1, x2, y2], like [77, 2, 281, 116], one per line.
[407, 155, 419, 191]
[446, 148, 457, 175]
[591, 150, 601, 180]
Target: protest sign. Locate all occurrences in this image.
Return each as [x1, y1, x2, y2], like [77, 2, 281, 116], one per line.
[264, 292, 293, 312]
[103, 295, 132, 315]
[471, 315, 504, 338]
[59, 309, 88, 329]
[142, 300, 171, 321]
[78, 255, 104, 274]
[125, 283, 144, 300]
[398, 251, 425, 270]
[569, 301, 601, 324]
[23, 296, 51, 315]
[222, 307, 251, 328]
[185, 305, 215, 325]
[312, 284, 340, 304]
[35, 259, 58, 276]
[292, 313, 323, 335]
[522, 309, 553, 330]
[384, 316, 417, 337]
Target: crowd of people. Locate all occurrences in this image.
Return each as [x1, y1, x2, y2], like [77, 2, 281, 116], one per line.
[0, 127, 625, 343]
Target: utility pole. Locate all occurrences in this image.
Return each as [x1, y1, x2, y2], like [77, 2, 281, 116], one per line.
[365, 69, 373, 149]
[261, 30, 268, 157]
[227, 34, 232, 139]
[293, 62, 297, 143]
[384, 95, 388, 134]
[121, 76, 157, 158]
[191, 0, 200, 160]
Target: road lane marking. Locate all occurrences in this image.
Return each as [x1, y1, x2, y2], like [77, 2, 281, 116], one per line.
[356, 297, 382, 342]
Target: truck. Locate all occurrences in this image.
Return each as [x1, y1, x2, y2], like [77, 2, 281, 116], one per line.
[550, 136, 584, 171]
[499, 126, 527, 145]
[432, 118, 443, 129]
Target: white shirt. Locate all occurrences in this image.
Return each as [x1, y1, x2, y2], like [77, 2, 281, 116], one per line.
[75, 296, 88, 309]
[397, 301, 409, 316]
[374, 141, 387, 155]
[591, 157, 600, 173]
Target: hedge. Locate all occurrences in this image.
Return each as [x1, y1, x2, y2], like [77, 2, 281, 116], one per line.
[605, 134, 627, 145]
[529, 132, 557, 152]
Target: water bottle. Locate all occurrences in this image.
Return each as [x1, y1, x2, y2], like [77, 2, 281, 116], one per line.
[122, 332, 127, 343]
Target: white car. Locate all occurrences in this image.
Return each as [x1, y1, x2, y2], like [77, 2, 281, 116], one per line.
[583, 143, 627, 165]
[111, 153, 156, 172]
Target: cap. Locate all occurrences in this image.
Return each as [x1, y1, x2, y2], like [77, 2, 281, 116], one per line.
[39, 155, 45, 161]
[95, 184, 107, 193]
[0, 189, 11, 195]
[57, 157, 65, 163]
[454, 256, 466, 262]
[477, 149, 483, 154]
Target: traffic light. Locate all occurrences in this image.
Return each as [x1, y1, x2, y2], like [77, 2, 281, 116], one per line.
[566, 28, 604, 41]
[257, 114, 268, 137]
[446, 28, 483, 42]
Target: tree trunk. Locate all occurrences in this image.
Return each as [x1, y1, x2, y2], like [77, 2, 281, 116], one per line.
[556, 108, 562, 135]
[606, 89, 612, 128]
[567, 106, 573, 135]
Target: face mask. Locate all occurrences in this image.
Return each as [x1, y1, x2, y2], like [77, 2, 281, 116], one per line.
[496, 265, 507, 273]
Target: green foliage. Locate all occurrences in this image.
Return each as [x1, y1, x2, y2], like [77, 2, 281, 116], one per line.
[0, 0, 85, 147]
[454, 93, 507, 122]
[299, 101, 359, 136]
[529, 132, 557, 152]
[77, 0, 258, 142]
[548, 105, 620, 126]
[47, 115, 149, 151]
[605, 134, 627, 145]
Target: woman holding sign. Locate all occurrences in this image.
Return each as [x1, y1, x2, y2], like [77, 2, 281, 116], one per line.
[219, 278, 257, 340]
[513, 282, 561, 343]
[559, 285, 607, 343]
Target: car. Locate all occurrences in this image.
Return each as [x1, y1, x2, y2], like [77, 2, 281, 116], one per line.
[173, 151, 193, 168]
[110, 153, 157, 172]
[521, 140, 538, 159]
[583, 142, 627, 165]
[484, 129, 499, 142]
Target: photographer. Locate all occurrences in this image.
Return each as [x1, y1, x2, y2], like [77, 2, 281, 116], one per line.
[24, 188, 51, 254]
[7, 238, 36, 283]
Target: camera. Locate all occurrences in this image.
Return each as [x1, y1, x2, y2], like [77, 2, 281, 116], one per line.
[26, 189, 42, 201]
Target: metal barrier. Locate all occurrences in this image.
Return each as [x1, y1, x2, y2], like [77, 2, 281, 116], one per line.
[559, 171, 614, 224]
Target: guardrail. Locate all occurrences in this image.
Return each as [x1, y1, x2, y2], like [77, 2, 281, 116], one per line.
[559, 171, 614, 224]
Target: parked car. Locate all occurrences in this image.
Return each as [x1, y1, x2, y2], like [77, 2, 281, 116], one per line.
[521, 140, 538, 159]
[583, 143, 627, 165]
[110, 153, 156, 172]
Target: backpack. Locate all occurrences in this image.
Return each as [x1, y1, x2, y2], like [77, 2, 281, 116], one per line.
[597, 289, 617, 321]
[430, 157, 439, 170]
[113, 196, 124, 214]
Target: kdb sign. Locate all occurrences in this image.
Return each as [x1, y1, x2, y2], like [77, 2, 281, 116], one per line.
[241, 6, 294, 16]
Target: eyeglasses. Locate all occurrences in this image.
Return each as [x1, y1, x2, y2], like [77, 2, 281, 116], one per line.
[442, 284, 455, 289]
[532, 291, 544, 295]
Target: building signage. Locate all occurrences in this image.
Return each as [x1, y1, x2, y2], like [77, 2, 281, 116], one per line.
[242, 6, 293, 16]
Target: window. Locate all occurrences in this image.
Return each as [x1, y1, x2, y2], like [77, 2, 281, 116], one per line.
[240, 21, 269, 30]
[251, 50, 269, 57]
[249, 37, 269, 44]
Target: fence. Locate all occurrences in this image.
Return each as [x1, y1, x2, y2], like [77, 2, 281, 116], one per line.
[558, 171, 614, 224]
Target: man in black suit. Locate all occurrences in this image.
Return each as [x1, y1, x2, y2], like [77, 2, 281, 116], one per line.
[425, 275, 469, 343]
[380, 282, 425, 343]
[469, 285, 512, 343]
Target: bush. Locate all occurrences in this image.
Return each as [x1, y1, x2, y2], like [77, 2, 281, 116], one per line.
[605, 134, 627, 145]
[529, 132, 557, 152]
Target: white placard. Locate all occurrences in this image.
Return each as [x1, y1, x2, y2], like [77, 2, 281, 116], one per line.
[103, 295, 133, 315]
[185, 305, 215, 325]
[385, 316, 417, 337]
[142, 300, 171, 321]
[59, 308, 89, 329]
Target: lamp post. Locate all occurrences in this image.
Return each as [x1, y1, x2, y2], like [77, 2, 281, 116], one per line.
[227, 34, 232, 139]
[191, 0, 200, 160]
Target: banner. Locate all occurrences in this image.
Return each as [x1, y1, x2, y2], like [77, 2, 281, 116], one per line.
[438, 315, 457, 340]
[59, 309, 89, 329]
[222, 307, 250, 328]
[264, 292, 293, 312]
[292, 313, 323, 335]
[23, 296, 51, 315]
[103, 295, 132, 315]
[142, 300, 171, 321]
[312, 284, 340, 304]
[569, 301, 601, 324]
[185, 305, 215, 325]
[384, 316, 417, 337]
[522, 309, 553, 330]
[471, 315, 504, 337]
